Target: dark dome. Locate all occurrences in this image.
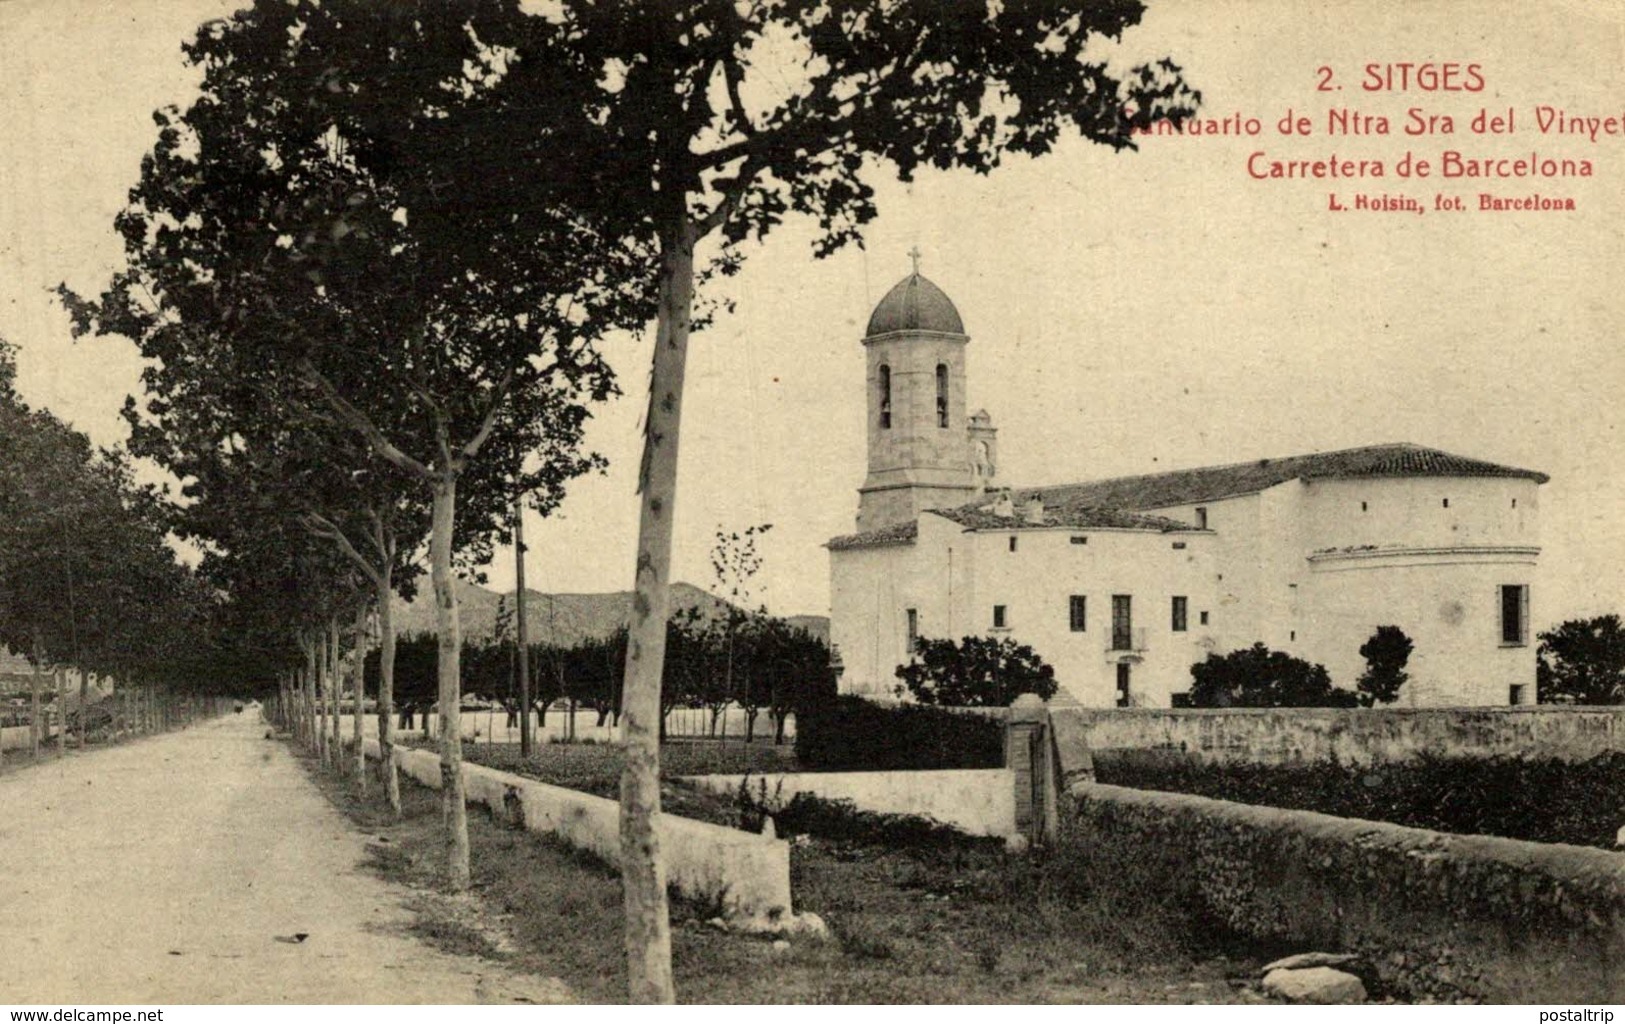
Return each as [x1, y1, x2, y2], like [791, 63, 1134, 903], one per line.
[865, 272, 965, 337]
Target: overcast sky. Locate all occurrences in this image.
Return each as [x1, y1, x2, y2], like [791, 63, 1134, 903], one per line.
[3, 0, 1621, 627]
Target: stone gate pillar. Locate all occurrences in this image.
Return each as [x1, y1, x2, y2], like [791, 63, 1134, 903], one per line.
[1007, 694, 1057, 845]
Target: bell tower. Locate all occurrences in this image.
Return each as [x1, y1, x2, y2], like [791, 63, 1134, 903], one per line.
[857, 254, 990, 530]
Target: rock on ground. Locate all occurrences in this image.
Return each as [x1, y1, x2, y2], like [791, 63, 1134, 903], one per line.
[1262, 966, 1368, 1004]
[1261, 951, 1366, 974]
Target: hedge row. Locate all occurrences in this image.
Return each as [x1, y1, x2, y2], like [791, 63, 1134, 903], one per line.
[793, 695, 1005, 772]
[1069, 784, 1625, 1003]
[1094, 750, 1625, 850]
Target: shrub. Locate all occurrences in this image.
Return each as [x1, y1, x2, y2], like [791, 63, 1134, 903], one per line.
[794, 695, 1005, 771]
[1357, 625, 1413, 706]
[894, 635, 1057, 706]
[1188, 643, 1358, 708]
[1537, 614, 1625, 705]
[1094, 750, 1625, 849]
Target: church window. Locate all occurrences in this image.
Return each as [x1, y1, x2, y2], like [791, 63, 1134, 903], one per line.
[1500, 584, 1529, 645]
[1008, 536, 1018, 552]
[1200, 610, 1210, 626]
[936, 363, 949, 427]
[1069, 596, 1086, 632]
[1195, 507, 1208, 529]
[878, 365, 892, 429]
[992, 605, 1008, 629]
[1442, 497, 1450, 508]
[1361, 501, 1368, 512]
[1171, 596, 1188, 632]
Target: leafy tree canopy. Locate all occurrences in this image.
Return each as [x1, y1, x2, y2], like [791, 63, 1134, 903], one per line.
[895, 635, 1058, 707]
[1538, 615, 1625, 705]
[1357, 625, 1413, 707]
[1188, 643, 1357, 709]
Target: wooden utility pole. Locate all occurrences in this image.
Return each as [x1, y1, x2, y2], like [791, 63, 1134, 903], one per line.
[514, 497, 533, 757]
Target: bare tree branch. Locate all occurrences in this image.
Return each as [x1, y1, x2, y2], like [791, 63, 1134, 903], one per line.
[365, 508, 391, 564]
[300, 510, 384, 587]
[299, 359, 433, 479]
[459, 364, 517, 461]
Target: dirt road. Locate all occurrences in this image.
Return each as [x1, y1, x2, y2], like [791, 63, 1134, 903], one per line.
[0, 714, 570, 1004]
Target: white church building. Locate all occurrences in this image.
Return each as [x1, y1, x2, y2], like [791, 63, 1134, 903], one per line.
[827, 268, 1548, 708]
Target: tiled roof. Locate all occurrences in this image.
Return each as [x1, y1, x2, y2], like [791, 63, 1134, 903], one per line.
[1013, 443, 1548, 511]
[826, 444, 1546, 552]
[865, 273, 965, 336]
[930, 504, 1197, 533]
[826, 520, 919, 551]
[826, 502, 1193, 551]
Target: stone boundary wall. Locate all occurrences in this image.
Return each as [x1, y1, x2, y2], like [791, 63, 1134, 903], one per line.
[1072, 783, 1625, 1002]
[0, 724, 47, 751]
[1054, 706, 1625, 767]
[682, 769, 1017, 837]
[366, 740, 793, 923]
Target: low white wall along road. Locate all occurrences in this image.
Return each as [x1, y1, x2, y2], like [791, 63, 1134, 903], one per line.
[368, 740, 795, 925]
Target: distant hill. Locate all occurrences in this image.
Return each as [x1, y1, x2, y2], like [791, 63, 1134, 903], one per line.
[392, 581, 828, 646]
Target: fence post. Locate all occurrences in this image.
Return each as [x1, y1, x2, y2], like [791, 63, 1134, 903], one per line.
[1007, 694, 1056, 846]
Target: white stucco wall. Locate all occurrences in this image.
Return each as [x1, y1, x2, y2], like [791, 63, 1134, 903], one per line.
[1300, 476, 1540, 553]
[682, 769, 1017, 837]
[1148, 476, 1541, 704]
[1137, 494, 1264, 657]
[369, 739, 794, 922]
[832, 514, 1219, 707]
[833, 471, 1545, 708]
[829, 543, 921, 697]
[1295, 477, 1540, 703]
[1304, 554, 1538, 705]
[964, 526, 1217, 707]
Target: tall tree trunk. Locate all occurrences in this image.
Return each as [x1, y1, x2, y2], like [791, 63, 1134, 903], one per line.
[77, 668, 88, 749]
[30, 630, 44, 760]
[314, 638, 329, 765]
[431, 472, 471, 890]
[378, 561, 401, 816]
[328, 617, 342, 774]
[354, 602, 369, 791]
[307, 648, 319, 755]
[55, 669, 67, 757]
[514, 497, 533, 758]
[617, 215, 695, 1004]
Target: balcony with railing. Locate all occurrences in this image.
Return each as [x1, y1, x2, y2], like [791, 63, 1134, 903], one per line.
[1107, 626, 1148, 660]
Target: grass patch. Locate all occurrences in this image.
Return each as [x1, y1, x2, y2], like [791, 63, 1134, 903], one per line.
[304, 743, 1275, 1003]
